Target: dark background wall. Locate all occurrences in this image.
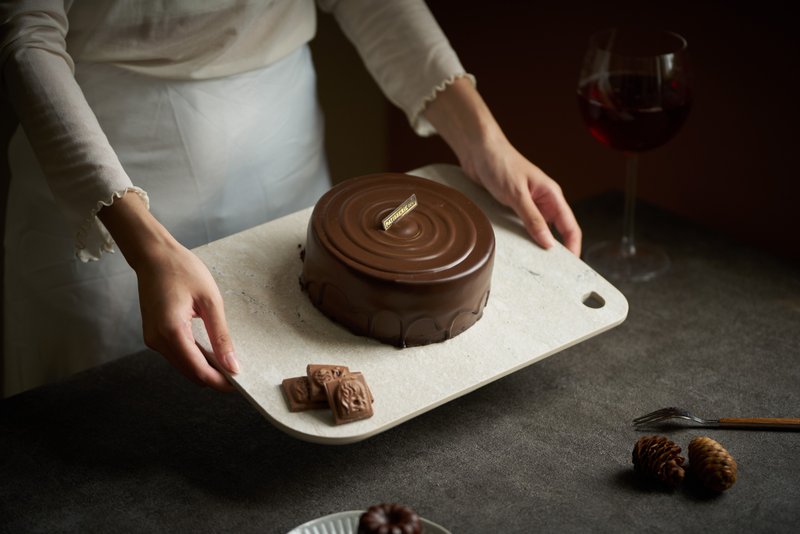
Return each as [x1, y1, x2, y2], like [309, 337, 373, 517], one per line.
[2, 1, 798, 266]
[313, 1, 800, 264]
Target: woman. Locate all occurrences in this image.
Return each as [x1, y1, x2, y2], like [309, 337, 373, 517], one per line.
[0, 0, 581, 397]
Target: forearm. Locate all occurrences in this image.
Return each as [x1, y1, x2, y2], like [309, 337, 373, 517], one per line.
[423, 77, 582, 255]
[422, 77, 508, 177]
[96, 192, 177, 272]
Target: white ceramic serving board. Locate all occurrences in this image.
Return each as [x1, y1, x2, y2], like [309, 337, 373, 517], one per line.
[192, 164, 628, 444]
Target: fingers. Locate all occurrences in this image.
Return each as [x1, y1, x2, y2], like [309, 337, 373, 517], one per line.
[542, 190, 583, 257]
[197, 293, 239, 375]
[475, 147, 582, 255]
[145, 319, 234, 392]
[177, 322, 236, 392]
[507, 178, 583, 256]
[512, 190, 556, 250]
[555, 211, 582, 257]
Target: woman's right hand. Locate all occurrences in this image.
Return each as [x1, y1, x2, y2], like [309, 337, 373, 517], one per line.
[98, 192, 239, 392]
[135, 238, 238, 392]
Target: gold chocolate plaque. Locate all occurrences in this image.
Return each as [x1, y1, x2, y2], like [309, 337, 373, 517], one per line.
[381, 194, 418, 231]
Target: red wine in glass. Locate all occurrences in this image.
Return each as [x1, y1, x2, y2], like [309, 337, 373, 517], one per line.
[578, 74, 690, 152]
[578, 29, 691, 282]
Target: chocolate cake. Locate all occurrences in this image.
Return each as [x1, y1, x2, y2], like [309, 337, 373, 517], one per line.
[301, 173, 495, 347]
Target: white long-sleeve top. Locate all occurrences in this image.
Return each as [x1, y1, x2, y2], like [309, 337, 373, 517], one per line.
[0, 0, 472, 260]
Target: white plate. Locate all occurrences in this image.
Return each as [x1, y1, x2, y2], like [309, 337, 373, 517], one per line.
[287, 509, 451, 534]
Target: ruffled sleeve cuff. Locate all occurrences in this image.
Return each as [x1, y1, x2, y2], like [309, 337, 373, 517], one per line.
[321, 0, 475, 138]
[409, 72, 476, 137]
[75, 187, 150, 263]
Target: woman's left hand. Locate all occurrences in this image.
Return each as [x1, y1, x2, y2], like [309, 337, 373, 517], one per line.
[423, 77, 582, 256]
[462, 135, 582, 256]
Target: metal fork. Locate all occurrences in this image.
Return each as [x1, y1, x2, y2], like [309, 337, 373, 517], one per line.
[633, 407, 800, 430]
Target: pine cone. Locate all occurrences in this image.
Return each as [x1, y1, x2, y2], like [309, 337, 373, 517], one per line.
[688, 436, 737, 492]
[632, 435, 686, 488]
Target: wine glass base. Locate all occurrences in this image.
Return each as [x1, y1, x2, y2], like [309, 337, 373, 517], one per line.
[584, 240, 670, 283]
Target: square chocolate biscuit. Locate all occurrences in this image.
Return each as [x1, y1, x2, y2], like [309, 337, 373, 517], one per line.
[324, 372, 373, 425]
[281, 376, 326, 412]
[306, 364, 350, 403]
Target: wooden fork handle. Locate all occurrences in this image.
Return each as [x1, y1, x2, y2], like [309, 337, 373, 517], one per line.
[719, 417, 800, 430]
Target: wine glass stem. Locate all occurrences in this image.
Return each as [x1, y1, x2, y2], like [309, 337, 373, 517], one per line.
[621, 153, 639, 258]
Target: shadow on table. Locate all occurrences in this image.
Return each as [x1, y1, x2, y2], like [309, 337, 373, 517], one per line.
[0, 348, 519, 506]
[613, 466, 727, 503]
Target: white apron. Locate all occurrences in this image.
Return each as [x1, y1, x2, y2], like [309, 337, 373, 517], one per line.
[3, 45, 330, 397]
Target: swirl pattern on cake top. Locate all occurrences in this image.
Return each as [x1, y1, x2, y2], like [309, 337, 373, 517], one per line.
[301, 173, 495, 347]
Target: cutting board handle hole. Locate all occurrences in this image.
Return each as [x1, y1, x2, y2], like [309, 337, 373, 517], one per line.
[582, 291, 605, 309]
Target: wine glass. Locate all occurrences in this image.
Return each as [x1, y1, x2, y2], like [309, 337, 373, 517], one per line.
[577, 28, 691, 282]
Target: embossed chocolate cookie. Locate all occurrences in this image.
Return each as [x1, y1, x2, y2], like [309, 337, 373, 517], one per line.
[306, 364, 350, 402]
[281, 376, 326, 412]
[324, 372, 374, 425]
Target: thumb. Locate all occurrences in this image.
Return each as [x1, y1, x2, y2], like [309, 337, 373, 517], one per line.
[200, 298, 239, 375]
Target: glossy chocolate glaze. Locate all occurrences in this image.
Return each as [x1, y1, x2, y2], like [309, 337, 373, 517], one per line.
[301, 173, 495, 347]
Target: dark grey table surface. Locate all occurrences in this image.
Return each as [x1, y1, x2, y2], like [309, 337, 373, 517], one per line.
[2, 193, 799, 534]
